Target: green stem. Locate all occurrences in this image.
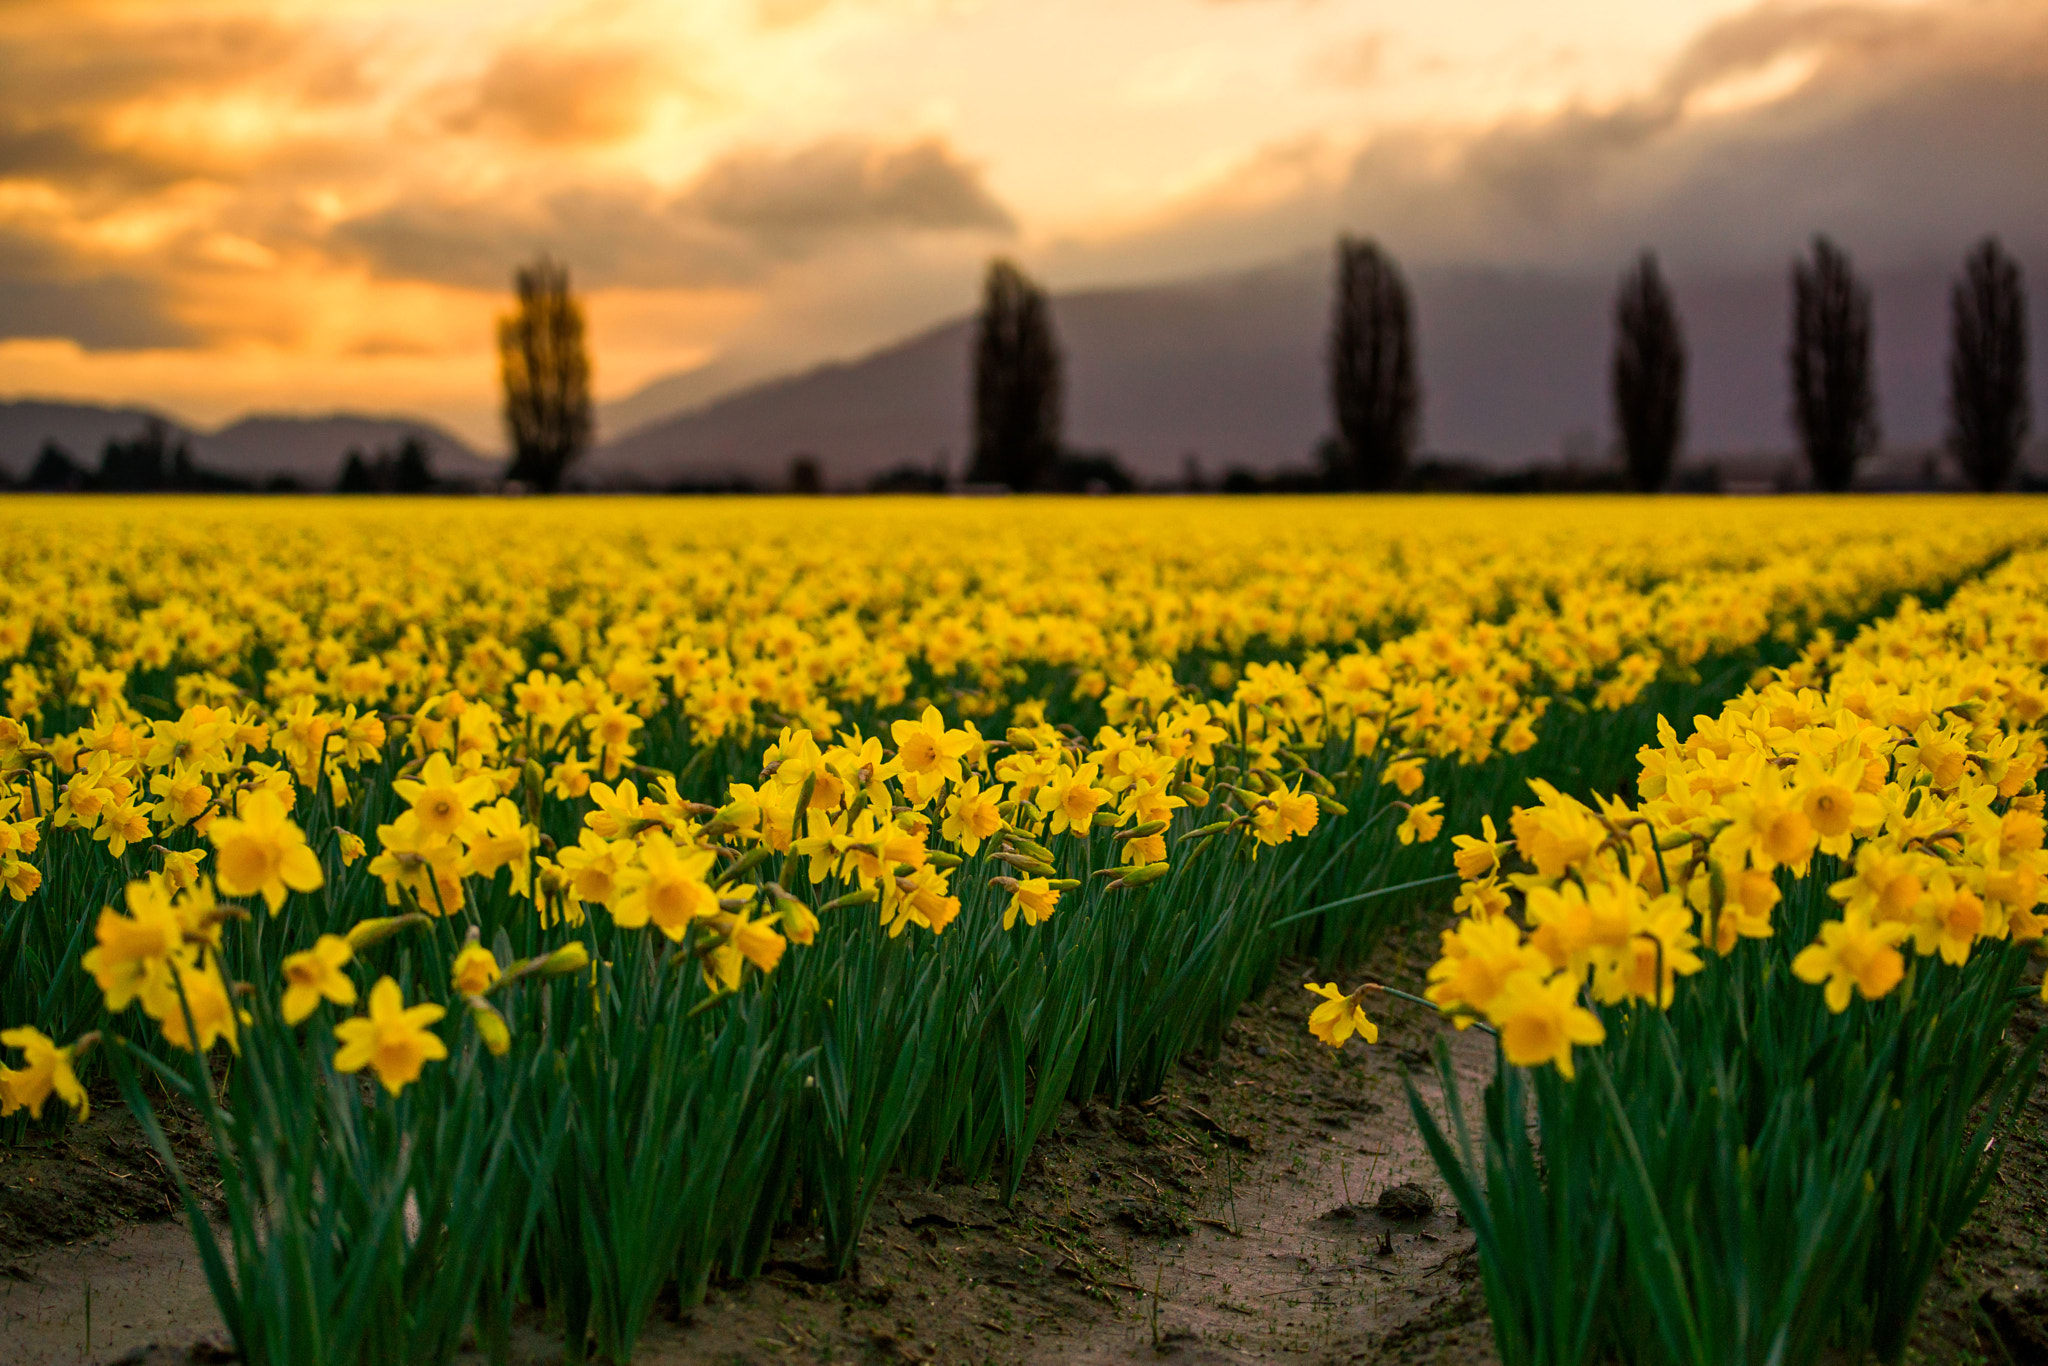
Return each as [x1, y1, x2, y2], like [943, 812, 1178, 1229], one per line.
[1264, 871, 1459, 932]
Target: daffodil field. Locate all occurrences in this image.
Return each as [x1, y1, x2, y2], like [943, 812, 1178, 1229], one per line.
[0, 495, 2044, 1364]
[1383, 545, 2048, 1365]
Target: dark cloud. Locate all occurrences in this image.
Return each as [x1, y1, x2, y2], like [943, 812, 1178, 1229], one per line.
[1388, 0, 2048, 266]
[689, 139, 1014, 240]
[1658, 2, 1936, 97]
[0, 119, 203, 192]
[0, 13, 368, 193]
[442, 45, 666, 145]
[1063, 0, 2048, 282]
[334, 137, 1014, 290]
[336, 189, 756, 292]
[0, 230, 195, 349]
[0, 16, 313, 106]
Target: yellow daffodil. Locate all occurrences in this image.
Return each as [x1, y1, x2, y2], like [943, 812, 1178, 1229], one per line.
[1305, 982, 1379, 1047]
[1001, 876, 1061, 930]
[281, 935, 357, 1025]
[209, 789, 324, 913]
[0, 1026, 88, 1120]
[611, 837, 720, 939]
[334, 977, 448, 1097]
[1485, 971, 1607, 1079]
[450, 942, 501, 996]
[1396, 797, 1445, 845]
[1792, 912, 1909, 1013]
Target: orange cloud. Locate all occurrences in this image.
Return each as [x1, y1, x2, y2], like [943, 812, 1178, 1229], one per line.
[332, 137, 1013, 291]
[440, 45, 673, 146]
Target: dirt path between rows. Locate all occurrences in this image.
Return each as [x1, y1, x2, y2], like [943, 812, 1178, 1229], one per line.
[1023, 994, 1496, 1366]
[606, 960, 1502, 1366]
[1, 1216, 226, 1366]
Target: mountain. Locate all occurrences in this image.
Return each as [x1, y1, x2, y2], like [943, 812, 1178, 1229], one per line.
[0, 400, 174, 480]
[588, 326, 970, 489]
[594, 249, 2048, 488]
[597, 357, 769, 442]
[190, 414, 497, 485]
[0, 402, 499, 485]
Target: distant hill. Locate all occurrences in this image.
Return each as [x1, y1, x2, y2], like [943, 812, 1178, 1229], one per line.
[0, 402, 499, 486]
[190, 414, 498, 485]
[597, 357, 769, 442]
[587, 325, 970, 489]
[592, 250, 2048, 489]
[0, 400, 174, 480]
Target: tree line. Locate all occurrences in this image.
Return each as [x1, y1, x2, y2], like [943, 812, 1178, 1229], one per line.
[13, 238, 2022, 495]
[967, 236, 2034, 493]
[4, 419, 247, 492]
[4, 421, 446, 494]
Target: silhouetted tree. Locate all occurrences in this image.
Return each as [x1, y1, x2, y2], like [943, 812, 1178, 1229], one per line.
[99, 418, 191, 490]
[336, 436, 434, 492]
[1948, 237, 2032, 491]
[1790, 236, 1878, 492]
[1611, 252, 1686, 492]
[788, 455, 822, 494]
[1052, 450, 1134, 493]
[969, 259, 1062, 490]
[1326, 237, 1419, 490]
[338, 449, 376, 493]
[390, 436, 433, 492]
[867, 463, 947, 493]
[499, 255, 592, 492]
[26, 441, 86, 490]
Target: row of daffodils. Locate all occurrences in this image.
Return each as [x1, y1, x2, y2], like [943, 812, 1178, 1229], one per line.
[0, 496, 2045, 1364]
[1314, 545, 2048, 1365]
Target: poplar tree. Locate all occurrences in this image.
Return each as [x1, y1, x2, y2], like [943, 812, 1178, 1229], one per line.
[1790, 236, 1878, 492]
[499, 255, 593, 492]
[1326, 237, 1419, 490]
[969, 259, 1062, 490]
[1611, 252, 1686, 492]
[1948, 237, 2031, 491]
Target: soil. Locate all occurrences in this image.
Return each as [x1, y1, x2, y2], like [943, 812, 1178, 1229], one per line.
[1902, 982, 2048, 1366]
[0, 1083, 219, 1255]
[596, 946, 1500, 1366]
[0, 1216, 229, 1366]
[2, 952, 2043, 1366]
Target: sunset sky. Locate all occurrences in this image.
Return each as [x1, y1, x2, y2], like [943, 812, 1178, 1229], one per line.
[1, 0, 2044, 448]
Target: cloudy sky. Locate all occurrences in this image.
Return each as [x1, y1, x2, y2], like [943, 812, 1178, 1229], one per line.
[1, 0, 2043, 447]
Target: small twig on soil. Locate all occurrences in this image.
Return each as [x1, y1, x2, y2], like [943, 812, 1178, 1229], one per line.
[61, 1143, 132, 1183]
[1054, 1263, 1145, 1295]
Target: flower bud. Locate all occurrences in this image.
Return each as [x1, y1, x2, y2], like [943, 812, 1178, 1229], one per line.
[1114, 861, 1172, 888]
[540, 942, 591, 976]
[345, 913, 430, 952]
[716, 845, 774, 887]
[465, 996, 511, 1057]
